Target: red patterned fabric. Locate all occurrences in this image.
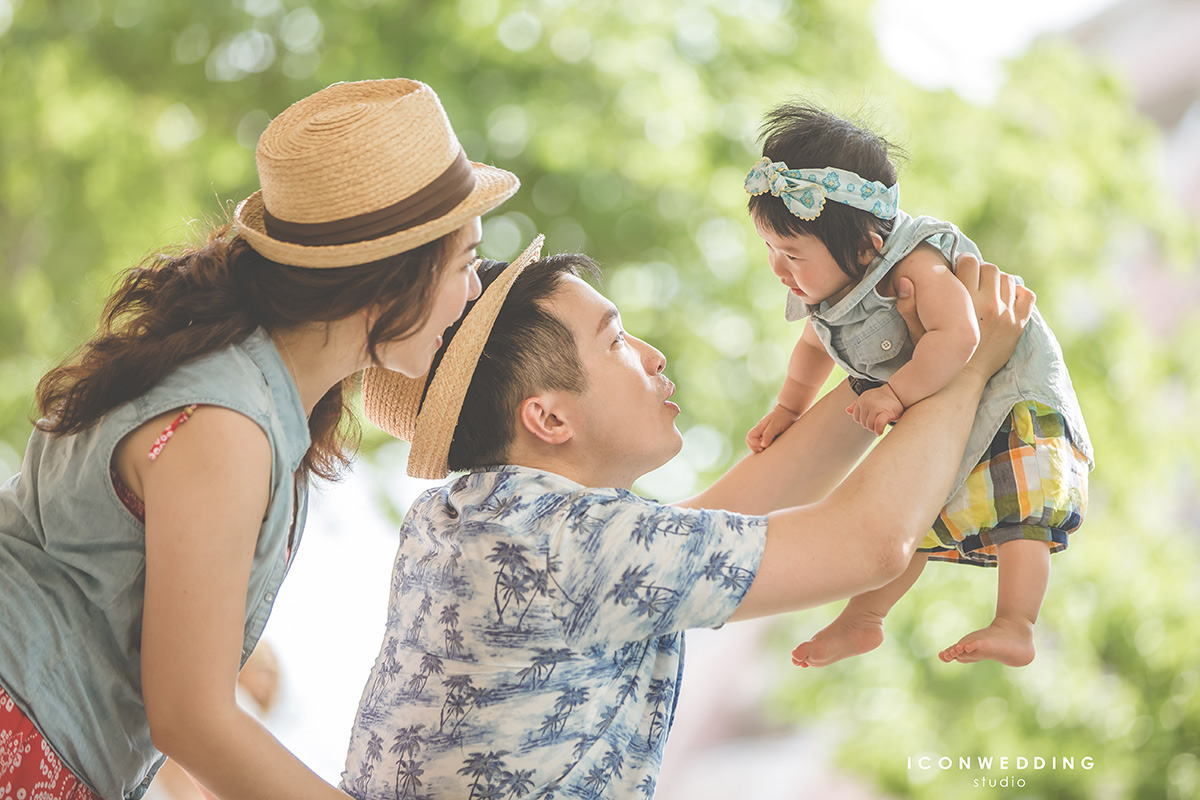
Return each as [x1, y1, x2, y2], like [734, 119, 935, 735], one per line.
[0, 683, 102, 800]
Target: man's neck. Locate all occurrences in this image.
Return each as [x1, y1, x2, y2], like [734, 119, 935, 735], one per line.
[502, 442, 638, 491]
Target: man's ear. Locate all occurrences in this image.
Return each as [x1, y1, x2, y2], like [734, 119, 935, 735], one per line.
[518, 394, 573, 445]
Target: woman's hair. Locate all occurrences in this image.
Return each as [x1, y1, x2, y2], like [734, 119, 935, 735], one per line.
[447, 254, 600, 472]
[748, 103, 904, 279]
[36, 222, 453, 481]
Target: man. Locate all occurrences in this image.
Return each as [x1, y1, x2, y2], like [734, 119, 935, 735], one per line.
[344, 236, 1031, 799]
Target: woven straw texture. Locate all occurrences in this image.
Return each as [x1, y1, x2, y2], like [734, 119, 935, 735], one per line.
[363, 235, 545, 479]
[234, 79, 518, 268]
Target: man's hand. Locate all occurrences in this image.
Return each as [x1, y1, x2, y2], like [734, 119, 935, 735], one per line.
[956, 254, 1035, 378]
[746, 403, 801, 452]
[847, 384, 903, 435]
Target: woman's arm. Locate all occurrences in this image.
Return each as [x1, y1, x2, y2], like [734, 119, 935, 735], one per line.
[728, 257, 1033, 620]
[135, 407, 349, 800]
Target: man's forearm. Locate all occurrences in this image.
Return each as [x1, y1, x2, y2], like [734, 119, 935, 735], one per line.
[826, 365, 989, 559]
[678, 381, 876, 515]
[728, 367, 991, 621]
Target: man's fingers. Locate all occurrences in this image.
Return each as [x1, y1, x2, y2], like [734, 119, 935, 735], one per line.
[955, 252, 981, 290]
[1013, 285, 1035, 323]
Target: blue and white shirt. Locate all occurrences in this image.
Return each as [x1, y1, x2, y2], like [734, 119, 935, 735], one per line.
[342, 465, 767, 800]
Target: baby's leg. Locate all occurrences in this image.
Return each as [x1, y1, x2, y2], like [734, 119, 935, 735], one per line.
[793, 552, 929, 667]
[939, 538, 1049, 666]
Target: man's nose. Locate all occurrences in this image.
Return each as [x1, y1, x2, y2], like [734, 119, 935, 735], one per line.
[634, 335, 666, 374]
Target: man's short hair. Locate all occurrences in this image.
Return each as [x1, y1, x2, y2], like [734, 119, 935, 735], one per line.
[447, 253, 601, 471]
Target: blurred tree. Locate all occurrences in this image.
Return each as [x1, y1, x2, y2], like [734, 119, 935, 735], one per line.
[1, 0, 1198, 797]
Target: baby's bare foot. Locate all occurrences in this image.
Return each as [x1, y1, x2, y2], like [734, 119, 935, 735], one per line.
[939, 617, 1036, 667]
[792, 611, 885, 668]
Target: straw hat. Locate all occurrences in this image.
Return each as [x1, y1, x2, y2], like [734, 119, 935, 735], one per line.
[234, 79, 519, 268]
[362, 235, 545, 479]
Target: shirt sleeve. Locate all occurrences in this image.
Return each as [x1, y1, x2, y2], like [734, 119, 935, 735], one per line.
[545, 488, 767, 651]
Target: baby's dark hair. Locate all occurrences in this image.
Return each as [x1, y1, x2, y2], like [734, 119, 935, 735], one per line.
[748, 103, 903, 279]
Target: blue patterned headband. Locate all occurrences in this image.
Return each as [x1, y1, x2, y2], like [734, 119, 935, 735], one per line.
[745, 157, 898, 221]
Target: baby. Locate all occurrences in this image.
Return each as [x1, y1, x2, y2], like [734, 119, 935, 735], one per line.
[744, 104, 1093, 667]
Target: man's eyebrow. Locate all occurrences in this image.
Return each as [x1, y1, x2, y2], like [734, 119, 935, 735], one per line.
[596, 306, 620, 336]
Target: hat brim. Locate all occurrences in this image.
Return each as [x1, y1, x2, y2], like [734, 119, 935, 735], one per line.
[234, 162, 519, 268]
[362, 234, 545, 479]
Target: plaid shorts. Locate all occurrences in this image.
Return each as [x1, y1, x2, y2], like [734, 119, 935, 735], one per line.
[920, 400, 1090, 567]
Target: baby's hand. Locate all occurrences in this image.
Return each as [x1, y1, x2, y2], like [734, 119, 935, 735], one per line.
[747, 404, 801, 452]
[846, 385, 904, 436]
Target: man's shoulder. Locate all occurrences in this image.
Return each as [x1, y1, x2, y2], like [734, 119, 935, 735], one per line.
[405, 466, 639, 528]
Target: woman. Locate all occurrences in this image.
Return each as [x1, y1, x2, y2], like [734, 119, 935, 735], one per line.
[0, 79, 517, 800]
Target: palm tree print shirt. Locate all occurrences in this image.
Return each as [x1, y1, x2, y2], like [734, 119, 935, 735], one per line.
[341, 465, 767, 800]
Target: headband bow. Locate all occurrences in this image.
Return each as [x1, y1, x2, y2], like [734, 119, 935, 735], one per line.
[745, 157, 898, 221]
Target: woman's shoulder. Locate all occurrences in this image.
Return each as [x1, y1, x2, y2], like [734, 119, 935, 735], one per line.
[142, 330, 283, 421]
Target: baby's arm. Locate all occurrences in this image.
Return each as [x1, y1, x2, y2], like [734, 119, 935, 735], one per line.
[887, 247, 981, 405]
[747, 321, 835, 452]
[849, 246, 980, 434]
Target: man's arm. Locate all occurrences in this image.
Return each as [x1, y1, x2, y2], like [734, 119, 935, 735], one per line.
[728, 257, 1033, 620]
[687, 379, 876, 515]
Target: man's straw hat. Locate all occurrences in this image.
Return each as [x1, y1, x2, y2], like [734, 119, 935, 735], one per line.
[362, 235, 545, 480]
[235, 79, 518, 268]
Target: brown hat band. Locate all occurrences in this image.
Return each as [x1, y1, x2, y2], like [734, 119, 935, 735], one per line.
[262, 148, 477, 247]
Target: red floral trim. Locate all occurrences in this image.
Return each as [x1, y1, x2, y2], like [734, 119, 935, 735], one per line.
[111, 466, 146, 523]
[148, 404, 199, 460]
[0, 683, 103, 800]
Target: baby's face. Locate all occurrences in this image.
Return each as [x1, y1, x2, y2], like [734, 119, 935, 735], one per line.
[753, 218, 855, 307]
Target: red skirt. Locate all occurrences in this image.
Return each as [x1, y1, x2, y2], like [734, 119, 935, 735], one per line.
[0, 683, 102, 800]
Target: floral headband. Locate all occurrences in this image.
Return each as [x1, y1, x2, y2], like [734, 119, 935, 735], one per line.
[745, 157, 899, 221]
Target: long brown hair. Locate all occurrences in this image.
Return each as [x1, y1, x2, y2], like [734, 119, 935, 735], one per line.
[36, 222, 452, 480]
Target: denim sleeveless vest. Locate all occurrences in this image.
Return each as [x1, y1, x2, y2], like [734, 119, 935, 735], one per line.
[0, 328, 310, 799]
[785, 211, 1094, 499]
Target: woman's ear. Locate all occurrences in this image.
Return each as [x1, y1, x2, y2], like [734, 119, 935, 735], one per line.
[859, 231, 885, 266]
[518, 394, 573, 445]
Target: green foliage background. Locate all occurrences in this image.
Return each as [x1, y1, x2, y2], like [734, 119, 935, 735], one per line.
[2, 0, 1198, 797]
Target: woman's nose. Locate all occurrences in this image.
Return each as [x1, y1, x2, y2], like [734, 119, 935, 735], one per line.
[467, 265, 483, 301]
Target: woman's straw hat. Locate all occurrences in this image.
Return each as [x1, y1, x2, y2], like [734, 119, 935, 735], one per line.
[235, 79, 519, 268]
[362, 235, 545, 479]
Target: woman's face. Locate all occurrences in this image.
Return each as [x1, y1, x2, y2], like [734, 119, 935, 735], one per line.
[375, 217, 483, 377]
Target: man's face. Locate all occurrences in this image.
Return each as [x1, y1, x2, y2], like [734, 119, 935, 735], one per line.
[545, 275, 683, 488]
